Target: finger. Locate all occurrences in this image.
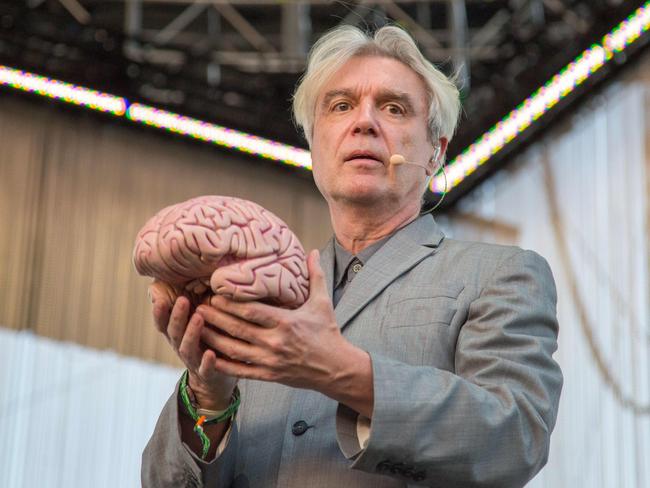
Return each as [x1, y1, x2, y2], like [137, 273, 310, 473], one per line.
[213, 356, 269, 381]
[152, 300, 171, 337]
[167, 296, 190, 349]
[200, 325, 265, 364]
[198, 348, 218, 378]
[178, 313, 204, 370]
[208, 296, 280, 329]
[196, 304, 268, 344]
[148, 280, 167, 304]
[149, 280, 180, 308]
[306, 249, 329, 300]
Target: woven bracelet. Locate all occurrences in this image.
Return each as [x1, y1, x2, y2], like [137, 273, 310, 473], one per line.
[179, 370, 240, 459]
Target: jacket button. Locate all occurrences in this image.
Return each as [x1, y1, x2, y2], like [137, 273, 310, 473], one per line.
[291, 420, 310, 436]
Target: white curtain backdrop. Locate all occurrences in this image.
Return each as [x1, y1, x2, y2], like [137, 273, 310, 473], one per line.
[440, 65, 650, 487]
[0, 327, 179, 488]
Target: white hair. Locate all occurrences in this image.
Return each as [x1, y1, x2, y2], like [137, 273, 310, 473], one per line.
[292, 25, 461, 147]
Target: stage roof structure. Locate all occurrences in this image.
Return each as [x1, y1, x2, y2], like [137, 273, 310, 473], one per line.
[0, 0, 648, 209]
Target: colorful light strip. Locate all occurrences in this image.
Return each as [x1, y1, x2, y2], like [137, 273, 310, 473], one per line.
[1, 2, 648, 188]
[126, 104, 312, 169]
[0, 65, 126, 116]
[431, 2, 650, 193]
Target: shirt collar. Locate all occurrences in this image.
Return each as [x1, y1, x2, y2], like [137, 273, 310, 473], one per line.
[333, 236, 390, 289]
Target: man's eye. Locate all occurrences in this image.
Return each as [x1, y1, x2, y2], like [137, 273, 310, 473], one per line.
[332, 102, 351, 112]
[386, 104, 405, 115]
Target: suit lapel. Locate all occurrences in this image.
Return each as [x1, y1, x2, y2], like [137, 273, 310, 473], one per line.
[333, 215, 445, 331]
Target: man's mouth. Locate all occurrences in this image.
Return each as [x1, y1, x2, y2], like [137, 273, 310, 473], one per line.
[344, 151, 384, 164]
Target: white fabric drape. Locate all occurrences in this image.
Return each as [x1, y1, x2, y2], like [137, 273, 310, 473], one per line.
[440, 59, 650, 487]
[0, 326, 179, 487]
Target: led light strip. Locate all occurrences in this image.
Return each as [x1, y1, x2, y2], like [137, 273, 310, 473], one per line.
[126, 104, 312, 169]
[431, 2, 650, 193]
[0, 65, 311, 169]
[0, 65, 126, 115]
[1, 2, 648, 188]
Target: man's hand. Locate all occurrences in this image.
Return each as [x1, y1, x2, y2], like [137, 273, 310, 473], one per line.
[149, 282, 237, 410]
[196, 250, 374, 417]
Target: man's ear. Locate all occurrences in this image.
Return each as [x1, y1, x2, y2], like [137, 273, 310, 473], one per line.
[426, 137, 449, 176]
[437, 137, 449, 163]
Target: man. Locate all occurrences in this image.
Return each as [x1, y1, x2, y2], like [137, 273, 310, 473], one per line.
[142, 25, 562, 487]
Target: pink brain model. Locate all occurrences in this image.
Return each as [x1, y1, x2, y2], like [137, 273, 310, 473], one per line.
[133, 196, 309, 308]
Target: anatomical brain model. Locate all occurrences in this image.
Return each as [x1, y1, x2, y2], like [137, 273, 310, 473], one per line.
[133, 196, 310, 308]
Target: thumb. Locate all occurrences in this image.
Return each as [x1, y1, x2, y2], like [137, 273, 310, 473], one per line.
[306, 249, 328, 299]
[148, 279, 176, 306]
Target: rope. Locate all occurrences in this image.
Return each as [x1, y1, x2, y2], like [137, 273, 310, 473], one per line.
[542, 153, 650, 415]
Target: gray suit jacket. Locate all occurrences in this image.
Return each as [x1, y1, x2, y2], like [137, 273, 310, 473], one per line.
[142, 215, 563, 487]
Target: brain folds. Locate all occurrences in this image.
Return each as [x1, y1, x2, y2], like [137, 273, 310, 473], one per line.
[133, 196, 309, 308]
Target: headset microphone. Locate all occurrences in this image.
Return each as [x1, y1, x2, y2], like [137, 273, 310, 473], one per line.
[389, 145, 441, 170]
[389, 154, 429, 169]
[389, 144, 447, 214]
[433, 144, 441, 162]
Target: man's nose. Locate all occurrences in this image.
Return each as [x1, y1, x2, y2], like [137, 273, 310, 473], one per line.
[352, 103, 379, 136]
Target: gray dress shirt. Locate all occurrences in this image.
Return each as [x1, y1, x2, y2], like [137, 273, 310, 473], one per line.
[333, 237, 389, 307]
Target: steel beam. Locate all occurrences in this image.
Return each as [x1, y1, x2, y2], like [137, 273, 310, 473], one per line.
[448, 0, 469, 90]
[59, 0, 91, 24]
[282, 2, 311, 57]
[212, 2, 277, 52]
[152, 1, 208, 45]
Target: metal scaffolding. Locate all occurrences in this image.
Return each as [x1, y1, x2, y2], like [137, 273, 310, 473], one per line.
[0, 0, 641, 154]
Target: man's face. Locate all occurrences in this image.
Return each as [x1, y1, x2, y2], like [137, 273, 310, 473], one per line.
[310, 55, 438, 210]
